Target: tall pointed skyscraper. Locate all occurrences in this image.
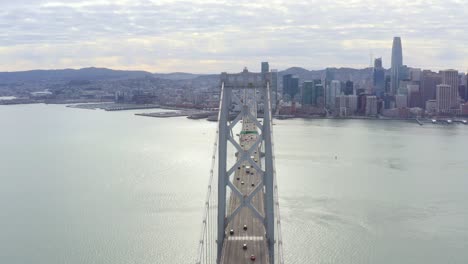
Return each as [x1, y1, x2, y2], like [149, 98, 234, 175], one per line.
[390, 37, 403, 95]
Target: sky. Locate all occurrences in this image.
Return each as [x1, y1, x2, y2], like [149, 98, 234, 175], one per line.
[0, 0, 467, 73]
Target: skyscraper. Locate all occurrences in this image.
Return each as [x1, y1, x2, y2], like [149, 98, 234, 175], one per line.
[421, 70, 442, 108]
[314, 82, 325, 107]
[465, 71, 468, 101]
[365, 96, 378, 116]
[399, 65, 409, 81]
[374, 57, 383, 68]
[385, 75, 391, 94]
[440, 69, 459, 108]
[261, 62, 269, 73]
[282, 74, 299, 99]
[291, 76, 299, 99]
[458, 83, 466, 102]
[458, 72, 467, 101]
[391, 37, 403, 96]
[282, 74, 292, 97]
[271, 69, 278, 111]
[436, 84, 452, 113]
[302, 81, 314, 106]
[344, 81, 354, 95]
[395, 94, 408, 108]
[407, 84, 422, 108]
[466, 72, 468, 101]
[326, 80, 341, 110]
[373, 58, 385, 98]
[409, 68, 422, 82]
[325, 68, 335, 86]
[261, 62, 276, 110]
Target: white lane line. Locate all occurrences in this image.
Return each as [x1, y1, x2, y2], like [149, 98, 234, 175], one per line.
[227, 236, 264, 241]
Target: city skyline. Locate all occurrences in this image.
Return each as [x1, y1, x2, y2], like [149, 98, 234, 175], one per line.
[1, 0, 467, 73]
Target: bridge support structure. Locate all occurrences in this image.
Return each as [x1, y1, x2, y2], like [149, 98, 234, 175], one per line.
[216, 68, 275, 264]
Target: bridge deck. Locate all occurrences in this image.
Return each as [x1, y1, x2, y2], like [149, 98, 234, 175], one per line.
[220, 118, 268, 264]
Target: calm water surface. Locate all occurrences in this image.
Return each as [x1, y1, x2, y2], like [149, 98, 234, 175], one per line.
[0, 104, 467, 264]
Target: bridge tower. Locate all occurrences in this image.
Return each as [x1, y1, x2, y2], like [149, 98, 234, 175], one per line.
[216, 68, 276, 263]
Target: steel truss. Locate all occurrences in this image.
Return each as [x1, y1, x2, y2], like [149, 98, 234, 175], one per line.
[217, 69, 275, 264]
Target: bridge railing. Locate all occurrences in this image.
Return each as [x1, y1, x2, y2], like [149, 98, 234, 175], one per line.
[266, 83, 285, 264]
[195, 86, 223, 264]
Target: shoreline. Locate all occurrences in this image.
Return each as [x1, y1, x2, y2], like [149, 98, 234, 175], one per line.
[2, 101, 466, 125]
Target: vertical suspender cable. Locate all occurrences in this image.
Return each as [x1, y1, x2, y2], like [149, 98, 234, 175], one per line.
[196, 84, 223, 263]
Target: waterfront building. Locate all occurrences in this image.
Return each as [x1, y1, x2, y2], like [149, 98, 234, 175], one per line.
[407, 84, 422, 108]
[426, 100, 437, 114]
[440, 69, 460, 108]
[326, 80, 341, 110]
[348, 95, 358, 114]
[314, 83, 325, 107]
[383, 94, 394, 109]
[436, 84, 452, 114]
[373, 58, 385, 98]
[357, 94, 368, 114]
[338, 95, 348, 117]
[395, 94, 408, 108]
[421, 70, 442, 107]
[459, 84, 467, 102]
[458, 72, 466, 101]
[337, 94, 358, 116]
[391, 37, 403, 96]
[462, 103, 468, 116]
[365, 96, 378, 116]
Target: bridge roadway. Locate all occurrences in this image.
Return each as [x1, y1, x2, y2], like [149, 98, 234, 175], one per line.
[220, 118, 268, 264]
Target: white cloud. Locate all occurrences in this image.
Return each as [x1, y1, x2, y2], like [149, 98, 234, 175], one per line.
[0, 0, 467, 72]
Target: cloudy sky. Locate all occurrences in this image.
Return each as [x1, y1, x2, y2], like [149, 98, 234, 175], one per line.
[1, 0, 467, 73]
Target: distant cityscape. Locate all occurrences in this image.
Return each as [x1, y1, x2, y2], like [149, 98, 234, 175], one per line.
[274, 37, 468, 119]
[1, 36, 467, 119]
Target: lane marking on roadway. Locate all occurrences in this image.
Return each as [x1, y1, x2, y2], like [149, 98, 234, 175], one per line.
[228, 236, 264, 241]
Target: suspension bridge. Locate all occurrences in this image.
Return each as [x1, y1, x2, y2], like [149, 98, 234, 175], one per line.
[196, 68, 284, 264]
